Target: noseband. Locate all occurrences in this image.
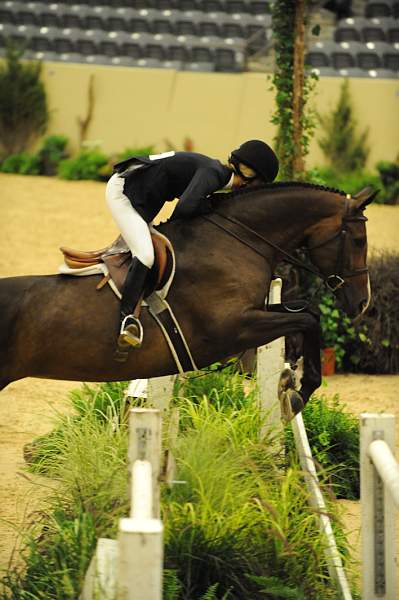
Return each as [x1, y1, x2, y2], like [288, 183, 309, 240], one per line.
[306, 201, 369, 291]
[203, 198, 368, 294]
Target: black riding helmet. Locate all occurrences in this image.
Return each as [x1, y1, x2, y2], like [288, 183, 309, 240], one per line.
[230, 140, 279, 182]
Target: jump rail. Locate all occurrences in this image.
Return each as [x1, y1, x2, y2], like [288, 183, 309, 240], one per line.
[360, 413, 399, 600]
[257, 279, 353, 600]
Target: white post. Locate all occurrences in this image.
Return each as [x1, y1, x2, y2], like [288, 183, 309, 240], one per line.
[360, 413, 397, 600]
[117, 459, 163, 600]
[126, 379, 148, 401]
[147, 375, 176, 411]
[257, 278, 285, 435]
[117, 517, 163, 600]
[128, 408, 162, 519]
[292, 414, 353, 600]
[80, 538, 119, 600]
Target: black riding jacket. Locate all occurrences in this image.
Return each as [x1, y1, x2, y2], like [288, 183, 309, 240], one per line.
[113, 151, 232, 223]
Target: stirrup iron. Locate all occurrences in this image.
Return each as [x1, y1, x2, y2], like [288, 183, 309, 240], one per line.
[118, 315, 144, 348]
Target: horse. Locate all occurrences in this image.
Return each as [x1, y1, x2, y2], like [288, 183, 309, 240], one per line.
[0, 182, 374, 419]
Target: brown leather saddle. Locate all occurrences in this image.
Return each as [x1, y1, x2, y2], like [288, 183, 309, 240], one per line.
[60, 232, 174, 295]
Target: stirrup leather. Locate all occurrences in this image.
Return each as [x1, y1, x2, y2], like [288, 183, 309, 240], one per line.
[118, 315, 144, 348]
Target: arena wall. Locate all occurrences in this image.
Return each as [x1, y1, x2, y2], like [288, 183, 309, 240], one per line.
[42, 62, 399, 169]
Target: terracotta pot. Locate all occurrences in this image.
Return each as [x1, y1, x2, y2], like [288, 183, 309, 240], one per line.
[322, 347, 336, 376]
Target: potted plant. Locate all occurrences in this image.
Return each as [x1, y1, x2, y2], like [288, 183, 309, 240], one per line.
[319, 293, 357, 375]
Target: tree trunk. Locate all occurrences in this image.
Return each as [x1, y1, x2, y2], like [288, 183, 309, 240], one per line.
[292, 0, 306, 176]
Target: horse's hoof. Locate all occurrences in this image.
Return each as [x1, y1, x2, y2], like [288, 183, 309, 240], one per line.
[279, 389, 304, 423]
[278, 368, 304, 422]
[278, 367, 296, 394]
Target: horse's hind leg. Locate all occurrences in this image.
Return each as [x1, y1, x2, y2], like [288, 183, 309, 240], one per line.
[237, 307, 322, 419]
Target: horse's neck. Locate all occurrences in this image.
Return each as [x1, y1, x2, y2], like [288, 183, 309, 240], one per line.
[222, 187, 343, 249]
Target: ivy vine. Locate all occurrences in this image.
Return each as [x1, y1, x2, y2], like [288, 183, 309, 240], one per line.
[271, 0, 317, 180]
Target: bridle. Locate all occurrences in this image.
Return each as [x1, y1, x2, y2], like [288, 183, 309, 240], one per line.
[202, 198, 369, 295]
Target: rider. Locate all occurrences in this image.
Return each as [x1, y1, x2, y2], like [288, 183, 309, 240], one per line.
[106, 139, 279, 349]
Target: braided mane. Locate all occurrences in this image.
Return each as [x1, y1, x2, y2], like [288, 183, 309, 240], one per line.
[212, 180, 348, 202]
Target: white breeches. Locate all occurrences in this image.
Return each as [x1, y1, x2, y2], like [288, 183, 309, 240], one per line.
[105, 173, 154, 269]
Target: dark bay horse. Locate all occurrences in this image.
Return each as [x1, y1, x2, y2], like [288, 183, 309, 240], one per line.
[0, 182, 374, 417]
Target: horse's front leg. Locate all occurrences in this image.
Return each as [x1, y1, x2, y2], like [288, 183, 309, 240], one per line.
[237, 307, 321, 421]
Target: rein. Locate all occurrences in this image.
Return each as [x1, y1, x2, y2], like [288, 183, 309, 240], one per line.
[202, 202, 368, 295]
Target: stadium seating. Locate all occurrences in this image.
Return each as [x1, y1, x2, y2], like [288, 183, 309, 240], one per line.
[0, 0, 397, 76]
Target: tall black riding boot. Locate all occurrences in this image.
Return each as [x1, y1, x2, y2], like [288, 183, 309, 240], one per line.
[118, 257, 150, 348]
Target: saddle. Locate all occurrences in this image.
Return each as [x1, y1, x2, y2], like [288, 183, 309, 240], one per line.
[60, 231, 174, 296]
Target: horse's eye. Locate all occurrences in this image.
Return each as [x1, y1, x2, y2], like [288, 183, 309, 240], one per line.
[353, 237, 366, 248]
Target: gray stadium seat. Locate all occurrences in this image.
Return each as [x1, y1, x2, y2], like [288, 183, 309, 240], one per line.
[250, 0, 272, 15]
[387, 22, 399, 43]
[335, 18, 368, 42]
[25, 50, 59, 62]
[363, 22, 388, 42]
[167, 42, 191, 62]
[191, 44, 214, 63]
[359, 41, 399, 71]
[200, 0, 225, 11]
[225, 0, 251, 14]
[309, 66, 340, 77]
[337, 67, 369, 77]
[198, 19, 220, 37]
[176, 0, 199, 10]
[158, 59, 182, 69]
[357, 41, 386, 69]
[382, 46, 399, 71]
[2, 23, 38, 49]
[120, 31, 154, 59]
[40, 7, 62, 28]
[214, 47, 244, 71]
[184, 60, 214, 71]
[59, 6, 89, 30]
[106, 8, 137, 32]
[131, 57, 163, 68]
[55, 52, 86, 64]
[221, 22, 246, 38]
[129, 16, 153, 34]
[366, 67, 398, 77]
[110, 56, 137, 66]
[29, 26, 58, 52]
[306, 41, 338, 67]
[85, 8, 112, 32]
[0, 5, 17, 25]
[332, 41, 363, 69]
[175, 18, 198, 35]
[365, 0, 394, 18]
[99, 37, 122, 58]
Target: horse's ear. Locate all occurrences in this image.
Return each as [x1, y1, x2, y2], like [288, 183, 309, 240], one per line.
[352, 186, 379, 210]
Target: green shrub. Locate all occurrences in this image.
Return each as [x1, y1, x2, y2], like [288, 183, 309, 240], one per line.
[343, 250, 399, 373]
[375, 160, 399, 205]
[317, 79, 369, 172]
[318, 292, 366, 371]
[58, 149, 108, 180]
[117, 146, 155, 161]
[285, 393, 360, 500]
[25, 381, 129, 474]
[2, 379, 357, 600]
[307, 166, 382, 200]
[0, 44, 48, 157]
[99, 145, 155, 180]
[37, 134, 69, 175]
[0, 152, 40, 174]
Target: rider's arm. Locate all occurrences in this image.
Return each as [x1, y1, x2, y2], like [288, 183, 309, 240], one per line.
[171, 167, 224, 220]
